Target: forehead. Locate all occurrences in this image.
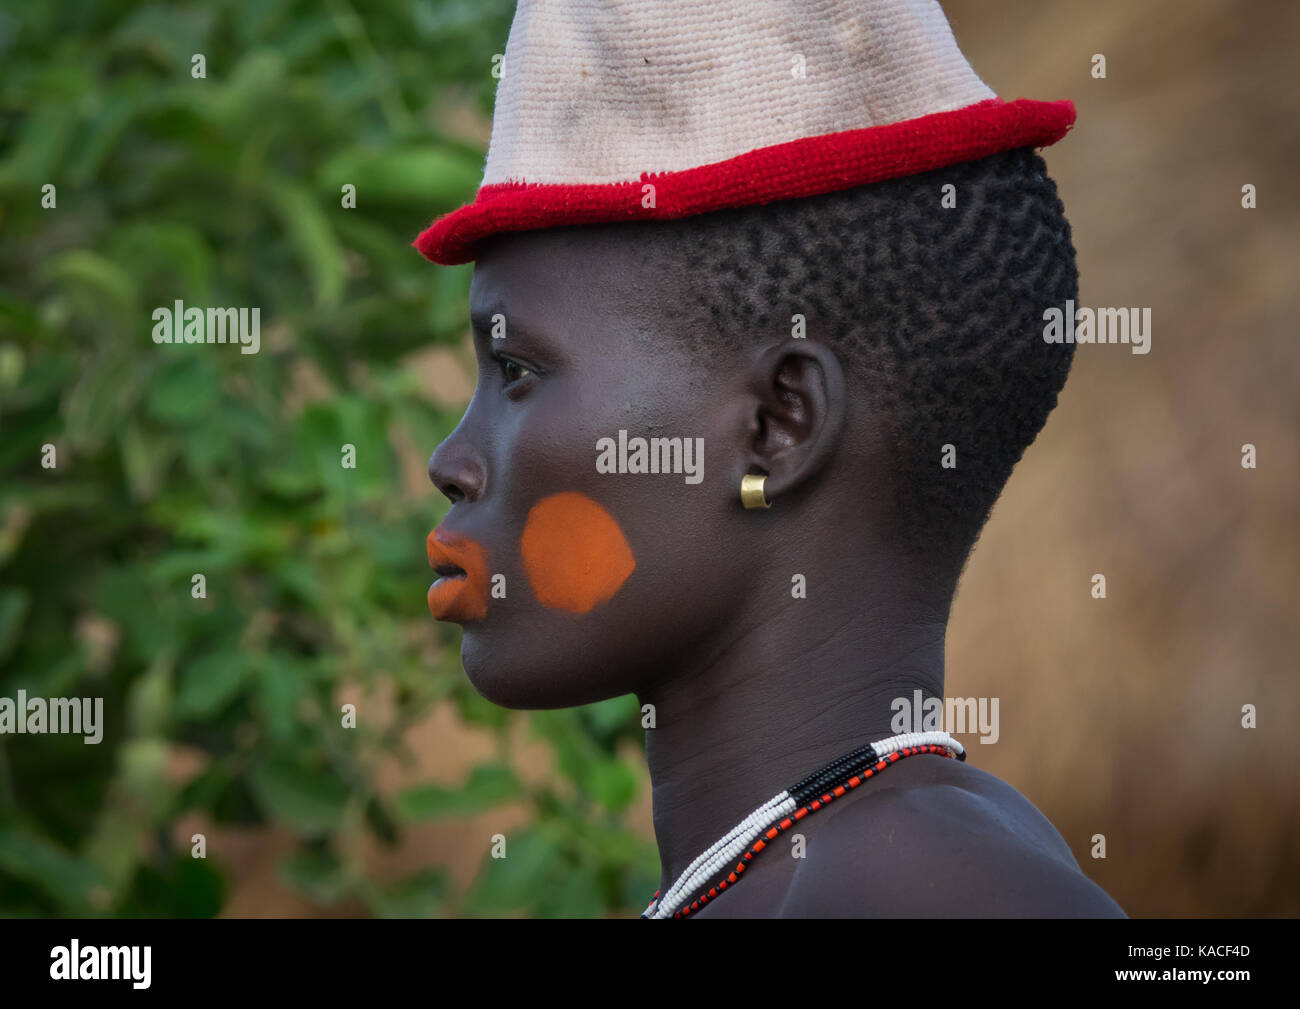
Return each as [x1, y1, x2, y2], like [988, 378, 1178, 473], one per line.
[468, 227, 686, 349]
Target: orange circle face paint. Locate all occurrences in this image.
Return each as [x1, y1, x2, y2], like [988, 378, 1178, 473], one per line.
[520, 492, 636, 614]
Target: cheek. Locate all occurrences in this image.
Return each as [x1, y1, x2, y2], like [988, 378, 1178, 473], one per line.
[520, 491, 636, 614]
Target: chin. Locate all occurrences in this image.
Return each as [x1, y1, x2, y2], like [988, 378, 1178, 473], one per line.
[457, 624, 520, 706]
[457, 622, 633, 710]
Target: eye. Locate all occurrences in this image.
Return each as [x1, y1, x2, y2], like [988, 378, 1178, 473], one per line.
[492, 351, 535, 392]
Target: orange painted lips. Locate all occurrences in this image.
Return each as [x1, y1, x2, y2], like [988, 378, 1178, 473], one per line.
[426, 528, 490, 622]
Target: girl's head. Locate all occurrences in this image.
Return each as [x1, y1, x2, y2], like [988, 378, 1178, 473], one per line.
[427, 147, 1077, 708]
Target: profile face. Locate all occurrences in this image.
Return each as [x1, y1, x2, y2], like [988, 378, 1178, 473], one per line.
[427, 228, 761, 709]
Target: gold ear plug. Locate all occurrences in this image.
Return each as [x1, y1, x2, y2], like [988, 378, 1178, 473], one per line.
[740, 473, 771, 509]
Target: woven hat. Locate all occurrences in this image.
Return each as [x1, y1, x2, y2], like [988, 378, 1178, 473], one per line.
[415, 0, 1074, 265]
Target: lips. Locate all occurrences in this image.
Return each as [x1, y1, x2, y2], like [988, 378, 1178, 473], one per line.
[426, 528, 490, 623]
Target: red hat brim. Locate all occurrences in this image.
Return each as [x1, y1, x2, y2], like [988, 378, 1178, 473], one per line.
[414, 97, 1075, 266]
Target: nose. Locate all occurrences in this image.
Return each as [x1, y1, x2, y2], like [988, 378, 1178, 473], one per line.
[428, 432, 486, 505]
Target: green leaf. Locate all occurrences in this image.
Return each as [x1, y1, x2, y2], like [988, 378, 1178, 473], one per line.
[42, 250, 140, 319]
[117, 738, 175, 818]
[395, 762, 523, 821]
[541, 865, 606, 918]
[145, 357, 221, 423]
[257, 652, 310, 744]
[125, 852, 225, 917]
[110, 221, 215, 301]
[71, 93, 139, 187]
[280, 848, 351, 906]
[585, 758, 640, 813]
[367, 869, 448, 918]
[317, 145, 482, 210]
[118, 422, 179, 501]
[582, 694, 642, 737]
[175, 651, 249, 719]
[63, 345, 148, 451]
[110, 6, 215, 69]
[0, 101, 79, 185]
[262, 177, 345, 308]
[465, 829, 562, 914]
[0, 826, 105, 913]
[127, 655, 175, 738]
[247, 756, 351, 834]
[0, 588, 30, 663]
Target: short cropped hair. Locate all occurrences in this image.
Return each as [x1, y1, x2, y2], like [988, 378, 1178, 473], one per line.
[632, 147, 1078, 571]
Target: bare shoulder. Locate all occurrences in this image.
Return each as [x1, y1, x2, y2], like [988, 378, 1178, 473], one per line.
[778, 754, 1126, 917]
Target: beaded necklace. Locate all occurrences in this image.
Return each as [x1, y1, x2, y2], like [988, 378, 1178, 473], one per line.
[640, 730, 966, 919]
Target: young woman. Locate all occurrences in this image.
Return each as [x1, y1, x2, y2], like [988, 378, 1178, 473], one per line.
[418, 0, 1125, 918]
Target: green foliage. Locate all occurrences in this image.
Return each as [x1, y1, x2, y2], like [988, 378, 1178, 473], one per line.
[0, 0, 659, 917]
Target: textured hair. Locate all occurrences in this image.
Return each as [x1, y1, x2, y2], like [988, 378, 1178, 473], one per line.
[629, 146, 1078, 571]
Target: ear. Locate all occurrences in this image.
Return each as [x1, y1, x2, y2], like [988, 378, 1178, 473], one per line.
[739, 340, 846, 502]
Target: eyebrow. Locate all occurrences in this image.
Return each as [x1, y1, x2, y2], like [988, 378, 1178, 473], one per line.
[468, 300, 506, 335]
[468, 300, 552, 358]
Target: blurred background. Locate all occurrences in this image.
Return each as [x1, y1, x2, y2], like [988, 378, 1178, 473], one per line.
[0, 0, 1295, 917]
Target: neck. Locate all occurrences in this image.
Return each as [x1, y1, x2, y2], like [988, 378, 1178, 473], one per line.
[638, 568, 950, 898]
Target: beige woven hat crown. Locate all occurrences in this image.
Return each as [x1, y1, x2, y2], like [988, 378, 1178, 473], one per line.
[416, 0, 1074, 264]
